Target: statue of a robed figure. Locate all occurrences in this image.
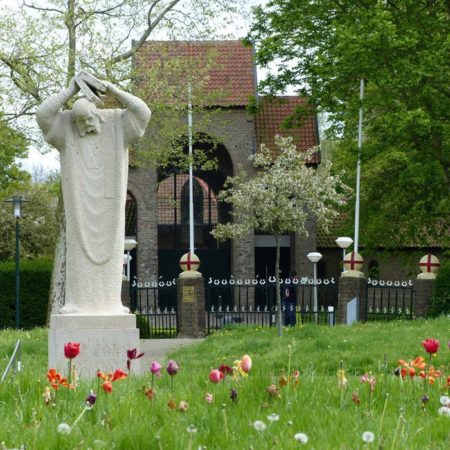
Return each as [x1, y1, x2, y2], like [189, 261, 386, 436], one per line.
[37, 73, 151, 315]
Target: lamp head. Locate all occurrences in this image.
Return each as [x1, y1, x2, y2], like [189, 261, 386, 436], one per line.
[124, 238, 138, 251]
[307, 252, 323, 263]
[335, 236, 353, 249]
[12, 196, 23, 218]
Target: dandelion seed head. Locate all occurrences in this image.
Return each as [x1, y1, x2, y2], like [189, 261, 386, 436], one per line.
[440, 395, 450, 406]
[187, 425, 198, 433]
[438, 406, 450, 417]
[253, 420, 267, 431]
[362, 431, 375, 443]
[57, 423, 71, 434]
[294, 432, 308, 444]
[267, 413, 280, 422]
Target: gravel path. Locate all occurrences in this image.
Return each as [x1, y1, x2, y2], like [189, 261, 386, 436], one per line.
[139, 338, 204, 367]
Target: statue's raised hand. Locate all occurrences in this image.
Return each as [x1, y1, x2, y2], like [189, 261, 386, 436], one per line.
[67, 77, 80, 98]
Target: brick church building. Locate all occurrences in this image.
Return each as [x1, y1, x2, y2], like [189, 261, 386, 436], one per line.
[123, 39, 443, 285]
[124, 40, 322, 283]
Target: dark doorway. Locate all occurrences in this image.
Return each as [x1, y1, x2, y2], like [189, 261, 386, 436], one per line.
[255, 247, 291, 280]
[157, 139, 232, 280]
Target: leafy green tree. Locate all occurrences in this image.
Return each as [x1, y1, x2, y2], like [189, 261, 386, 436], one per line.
[249, 0, 449, 250]
[0, 116, 30, 199]
[212, 135, 350, 336]
[0, 176, 60, 261]
[429, 252, 450, 317]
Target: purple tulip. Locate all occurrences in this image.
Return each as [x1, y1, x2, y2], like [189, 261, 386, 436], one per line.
[85, 390, 97, 407]
[167, 360, 179, 376]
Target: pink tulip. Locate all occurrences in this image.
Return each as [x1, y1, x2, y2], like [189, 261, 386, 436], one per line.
[209, 369, 223, 383]
[150, 361, 162, 377]
[240, 355, 252, 373]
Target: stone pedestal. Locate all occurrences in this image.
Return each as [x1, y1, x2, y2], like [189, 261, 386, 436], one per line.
[337, 276, 368, 324]
[176, 276, 206, 338]
[414, 279, 434, 317]
[48, 314, 140, 378]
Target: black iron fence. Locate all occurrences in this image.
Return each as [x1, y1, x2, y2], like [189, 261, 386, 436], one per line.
[207, 304, 336, 333]
[205, 277, 337, 333]
[129, 276, 415, 338]
[130, 279, 178, 338]
[366, 279, 414, 321]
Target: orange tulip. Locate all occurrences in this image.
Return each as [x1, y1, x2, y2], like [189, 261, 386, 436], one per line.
[47, 368, 69, 389]
[97, 368, 128, 394]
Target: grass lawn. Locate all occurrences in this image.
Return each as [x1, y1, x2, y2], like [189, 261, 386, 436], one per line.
[0, 317, 449, 449]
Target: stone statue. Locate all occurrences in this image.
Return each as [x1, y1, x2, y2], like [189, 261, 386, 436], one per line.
[36, 74, 151, 314]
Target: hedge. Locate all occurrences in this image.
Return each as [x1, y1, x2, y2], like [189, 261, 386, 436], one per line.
[0, 258, 53, 329]
[429, 256, 450, 317]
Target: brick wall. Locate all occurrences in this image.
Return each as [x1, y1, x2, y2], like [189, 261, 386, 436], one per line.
[128, 166, 158, 282]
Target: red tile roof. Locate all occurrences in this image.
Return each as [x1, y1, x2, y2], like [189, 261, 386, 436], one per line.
[255, 97, 320, 163]
[137, 40, 255, 106]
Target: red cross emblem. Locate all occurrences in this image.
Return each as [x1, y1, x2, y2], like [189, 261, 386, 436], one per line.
[419, 254, 440, 273]
[343, 252, 364, 270]
[180, 252, 200, 271]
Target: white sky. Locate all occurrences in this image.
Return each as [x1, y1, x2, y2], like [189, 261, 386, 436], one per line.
[2, 0, 269, 174]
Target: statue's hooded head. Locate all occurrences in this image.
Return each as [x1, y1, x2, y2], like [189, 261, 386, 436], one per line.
[72, 97, 102, 136]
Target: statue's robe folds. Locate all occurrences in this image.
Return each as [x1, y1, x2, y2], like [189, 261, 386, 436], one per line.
[41, 109, 145, 314]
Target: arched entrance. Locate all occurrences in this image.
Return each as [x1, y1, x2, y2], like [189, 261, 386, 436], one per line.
[157, 140, 232, 281]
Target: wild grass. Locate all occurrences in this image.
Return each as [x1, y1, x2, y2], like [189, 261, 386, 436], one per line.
[0, 317, 449, 449]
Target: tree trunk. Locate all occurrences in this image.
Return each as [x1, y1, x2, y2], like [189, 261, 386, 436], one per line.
[275, 234, 282, 337]
[66, 0, 77, 82]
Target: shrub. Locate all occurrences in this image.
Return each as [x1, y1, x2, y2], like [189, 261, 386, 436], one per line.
[136, 313, 151, 339]
[428, 256, 450, 317]
[0, 257, 52, 328]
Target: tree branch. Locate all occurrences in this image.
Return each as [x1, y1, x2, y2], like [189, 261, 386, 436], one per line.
[0, 54, 41, 101]
[23, 1, 64, 14]
[111, 0, 182, 64]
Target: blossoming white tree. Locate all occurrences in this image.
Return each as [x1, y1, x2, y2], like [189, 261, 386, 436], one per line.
[212, 135, 351, 336]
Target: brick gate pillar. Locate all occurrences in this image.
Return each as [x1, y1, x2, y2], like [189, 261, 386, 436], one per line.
[337, 276, 368, 324]
[414, 279, 434, 318]
[177, 276, 206, 337]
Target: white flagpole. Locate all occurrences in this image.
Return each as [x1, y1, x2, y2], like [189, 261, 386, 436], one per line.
[354, 78, 364, 254]
[188, 83, 194, 255]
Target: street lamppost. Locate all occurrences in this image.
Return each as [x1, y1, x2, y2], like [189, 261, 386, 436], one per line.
[124, 238, 137, 282]
[307, 252, 323, 320]
[335, 237, 353, 273]
[5, 196, 25, 329]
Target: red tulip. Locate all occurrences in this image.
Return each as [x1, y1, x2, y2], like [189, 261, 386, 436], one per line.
[218, 364, 233, 376]
[64, 342, 80, 359]
[102, 381, 113, 394]
[209, 369, 223, 383]
[126, 348, 144, 370]
[422, 338, 440, 355]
